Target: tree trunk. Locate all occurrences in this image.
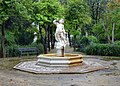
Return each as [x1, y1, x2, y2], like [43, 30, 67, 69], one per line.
[96, 2, 99, 24]
[50, 27, 55, 49]
[102, 22, 111, 43]
[39, 26, 44, 44]
[68, 30, 71, 47]
[73, 35, 76, 51]
[112, 22, 115, 45]
[1, 23, 5, 58]
[52, 36, 55, 49]
[106, 28, 111, 43]
[47, 25, 50, 52]
[44, 27, 48, 54]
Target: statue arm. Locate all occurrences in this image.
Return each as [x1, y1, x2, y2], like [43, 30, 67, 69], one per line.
[53, 18, 59, 25]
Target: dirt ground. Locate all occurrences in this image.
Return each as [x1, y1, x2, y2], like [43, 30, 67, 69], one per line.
[0, 56, 120, 86]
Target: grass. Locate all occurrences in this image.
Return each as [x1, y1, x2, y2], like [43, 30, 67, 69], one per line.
[0, 56, 37, 70]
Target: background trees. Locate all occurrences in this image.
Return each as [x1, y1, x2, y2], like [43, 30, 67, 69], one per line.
[65, 0, 91, 50]
[0, 0, 34, 57]
[32, 0, 64, 53]
[92, 0, 120, 44]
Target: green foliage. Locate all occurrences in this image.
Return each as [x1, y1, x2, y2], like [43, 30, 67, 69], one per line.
[19, 43, 44, 54]
[76, 35, 99, 51]
[5, 43, 44, 57]
[15, 31, 34, 45]
[0, 0, 9, 24]
[65, 0, 91, 35]
[80, 36, 90, 46]
[87, 36, 99, 43]
[77, 35, 98, 46]
[33, 0, 64, 25]
[6, 45, 19, 57]
[92, 23, 107, 42]
[114, 41, 120, 45]
[30, 43, 44, 54]
[5, 31, 15, 46]
[76, 36, 90, 52]
[93, 19, 120, 43]
[85, 43, 120, 56]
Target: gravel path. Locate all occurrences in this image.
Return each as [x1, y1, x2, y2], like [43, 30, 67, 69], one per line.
[0, 56, 120, 86]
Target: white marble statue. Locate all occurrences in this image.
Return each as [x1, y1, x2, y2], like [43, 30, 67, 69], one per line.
[53, 18, 67, 49]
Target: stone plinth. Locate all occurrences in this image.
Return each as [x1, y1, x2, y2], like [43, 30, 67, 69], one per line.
[13, 60, 108, 74]
[56, 47, 64, 57]
[36, 54, 83, 67]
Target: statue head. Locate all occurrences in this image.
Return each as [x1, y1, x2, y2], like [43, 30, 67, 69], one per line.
[59, 18, 64, 24]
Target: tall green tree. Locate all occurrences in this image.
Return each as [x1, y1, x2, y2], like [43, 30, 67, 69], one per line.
[102, 1, 120, 44]
[65, 0, 91, 50]
[0, 0, 33, 57]
[0, 0, 13, 58]
[33, 0, 64, 53]
[93, 1, 120, 43]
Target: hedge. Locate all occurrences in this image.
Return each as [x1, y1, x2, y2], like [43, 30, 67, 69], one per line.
[5, 43, 44, 57]
[76, 36, 99, 52]
[85, 43, 120, 56]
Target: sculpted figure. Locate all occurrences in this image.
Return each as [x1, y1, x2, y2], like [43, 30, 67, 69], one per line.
[53, 18, 67, 48]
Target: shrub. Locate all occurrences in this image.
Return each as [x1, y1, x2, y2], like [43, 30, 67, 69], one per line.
[76, 36, 90, 51]
[15, 31, 34, 45]
[85, 43, 120, 56]
[114, 41, 120, 45]
[76, 36, 98, 52]
[5, 31, 15, 46]
[19, 43, 44, 54]
[80, 36, 90, 46]
[6, 45, 19, 57]
[5, 43, 44, 57]
[87, 36, 99, 43]
[30, 43, 44, 54]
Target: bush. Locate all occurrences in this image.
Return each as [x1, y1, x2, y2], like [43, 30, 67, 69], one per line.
[15, 31, 34, 45]
[6, 45, 19, 57]
[80, 36, 90, 46]
[87, 36, 99, 43]
[18, 43, 44, 54]
[114, 41, 120, 45]
[5, 43, 44, 57]
[5, 31, 15, 46]
[76, 36, 90, 51]
[30, 43, 44, 54]
[76, 36, 98, 52]
[85, 43, 120, 56]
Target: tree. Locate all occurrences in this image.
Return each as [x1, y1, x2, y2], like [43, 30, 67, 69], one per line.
[93, 0, 120, 44]
[0, 0, 12, 58]
[65, 0, 91, 50]
[0, 0, 33, 57]
[33, 0, 64, 53]
[101, 1, 120, 44]
[107, 0, 120, 44]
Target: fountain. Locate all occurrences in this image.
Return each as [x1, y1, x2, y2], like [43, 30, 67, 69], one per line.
[13, 18, 108, 74]
[36, 18, 83, 67]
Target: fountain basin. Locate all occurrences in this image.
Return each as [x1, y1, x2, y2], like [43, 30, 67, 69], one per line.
[36, 54, 83, 67]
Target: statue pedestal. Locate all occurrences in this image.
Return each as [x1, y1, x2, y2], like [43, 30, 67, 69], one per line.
[56, 46, 64, 57]
[56, 42, 65, 57]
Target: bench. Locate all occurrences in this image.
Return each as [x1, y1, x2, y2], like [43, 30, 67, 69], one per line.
[18, 47, 39, 57]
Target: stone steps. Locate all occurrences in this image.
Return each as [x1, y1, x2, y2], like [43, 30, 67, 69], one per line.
[36, 54, 83, 67]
